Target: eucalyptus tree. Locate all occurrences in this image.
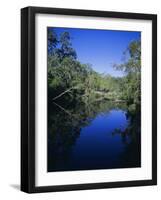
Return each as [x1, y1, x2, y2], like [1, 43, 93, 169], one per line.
[113, 39, 141, 105]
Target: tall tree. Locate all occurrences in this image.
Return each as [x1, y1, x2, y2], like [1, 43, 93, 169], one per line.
[113, 39, 141, 105]
[114, 39, 141, 74]
[47, 28, 58, 55]
[58, 32, 77, 60]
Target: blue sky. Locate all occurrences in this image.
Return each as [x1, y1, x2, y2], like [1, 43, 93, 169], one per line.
[52, 27, 141, 77]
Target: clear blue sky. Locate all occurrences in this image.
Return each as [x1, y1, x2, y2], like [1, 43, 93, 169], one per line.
[52, 27, 141, 77]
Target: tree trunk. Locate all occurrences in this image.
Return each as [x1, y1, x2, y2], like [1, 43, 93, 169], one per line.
[52, 86, 78, 100]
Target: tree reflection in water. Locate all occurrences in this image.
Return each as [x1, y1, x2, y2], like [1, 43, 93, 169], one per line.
[48, 99, 141, 172]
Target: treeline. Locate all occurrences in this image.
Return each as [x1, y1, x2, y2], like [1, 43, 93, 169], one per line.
[48, 28, 141, 108]
[113, 39, 141, 111]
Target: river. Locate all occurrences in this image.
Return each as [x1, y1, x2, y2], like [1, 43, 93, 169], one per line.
[48, 100, 141, 172]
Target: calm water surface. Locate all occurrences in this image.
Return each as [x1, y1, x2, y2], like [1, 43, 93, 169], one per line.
[48, 101, 141, 172]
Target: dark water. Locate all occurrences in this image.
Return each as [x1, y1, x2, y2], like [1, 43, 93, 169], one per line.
[48, 100, 141, 172]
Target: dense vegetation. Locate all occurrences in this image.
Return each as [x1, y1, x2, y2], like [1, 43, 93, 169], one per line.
[47, 28, 141, 171]
[48, 28, 141, 110]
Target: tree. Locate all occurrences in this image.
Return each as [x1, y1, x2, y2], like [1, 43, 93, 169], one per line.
[113, 39, 141, 105]
[47, 28, 58, 55]
[114, 40, 141, 74]
[58, 32, 77, 60]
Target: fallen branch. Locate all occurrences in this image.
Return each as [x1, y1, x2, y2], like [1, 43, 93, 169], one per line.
[53, 86, 78, 100]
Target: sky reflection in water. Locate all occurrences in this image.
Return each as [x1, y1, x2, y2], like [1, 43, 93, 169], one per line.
[48, 102, 141, 172]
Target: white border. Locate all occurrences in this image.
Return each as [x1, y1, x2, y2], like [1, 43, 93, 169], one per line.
[35, 14, 152, 186]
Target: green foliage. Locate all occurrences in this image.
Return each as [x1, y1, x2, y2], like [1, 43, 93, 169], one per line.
[113, 39, 141, 105]
[47, 30, 141, 171]
[48, 28, 58, 55]
[47, 28, 141, 107]
[53, 32, 77, 60]
[114, 40, 141, 73]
